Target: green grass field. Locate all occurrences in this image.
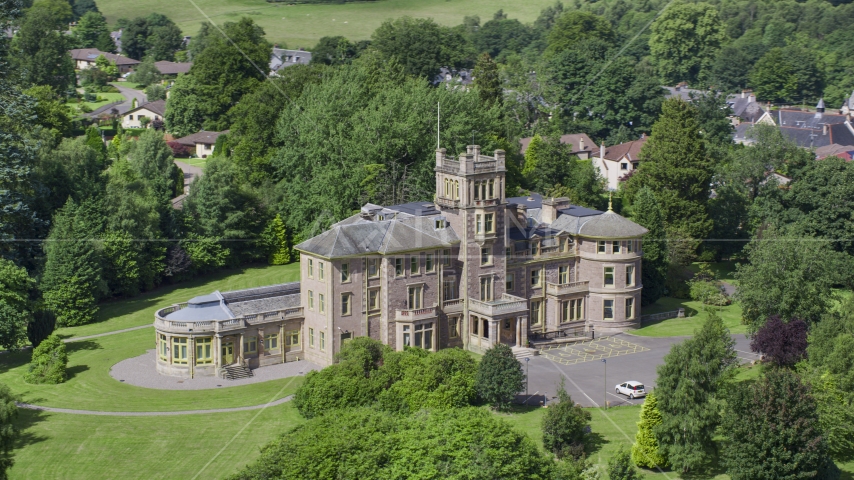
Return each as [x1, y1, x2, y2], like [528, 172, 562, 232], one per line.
[633, 297, 745, 337]
[97, 0, 561, 48]
[185, 157, 209, 169]
[65, 92, 126, 115]
[57, 263, 299, 339]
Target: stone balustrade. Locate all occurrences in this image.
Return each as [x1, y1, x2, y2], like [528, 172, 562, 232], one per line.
[395, 305, 438, 322]
[546, 281, 590, 296]
[443, 298, 464, 313]
[155, 306, 304, 334]
[469, 293, 528, 317]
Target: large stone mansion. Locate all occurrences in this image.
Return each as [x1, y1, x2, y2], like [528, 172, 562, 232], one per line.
[154, 146, 647, 377]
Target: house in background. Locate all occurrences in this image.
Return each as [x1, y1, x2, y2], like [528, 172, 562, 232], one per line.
[664, 82, 705, 101]
[734, 99, 854, 149]
[155, 61, 192, 77]
[815, 143, 854, 160]
[840, 90, 854, 115]
[727, 90, 765, 125]
[121, 99, 166, 129]
[270, 47, 311, 74]
[69, 48, 140, 73]
[591, 136, 648, 191]
[175, 130, 229, 158]
[519, 133, 596, 160]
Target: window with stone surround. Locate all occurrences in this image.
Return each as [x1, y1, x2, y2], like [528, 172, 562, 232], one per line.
[341, 263, 350, 282]
[408, 285, 423, 309]
[471, 315, 479, 335]
[626, 298, 634, 319]
[531, 300, 542, 325]
[426, 253, 435, 272]
[562, 299, 582, 322]
[264, 334, 280, 351]
[319, 262, 325, 280]
[626, 240, 634, 254]
[341, 293, 351, 315]
[506, 273, 514, 292]
[612, 241, 621, 254]
[172, 337, 188, 364]
[604, 299, 614, 319]
[443, 280, 455, 300]
[319, 331, 325, 351]
[488, 180, 495, 198]
[449, 317, 459, 337]
[604, 267, 615, 287]
[308, 258, 314, 277]
[308, 329, 314, 348]
[626, 265, 635, 287]
[414, 322, 433, 350]
[403, 325, 411, 347]
[245, 336, 257, 354]
[476, 214, 483, 233]
[531, 269, 541, 287]
[395, 258, 403, 276]
[598, 241, 606, 253]
[455, 180, 459, 199]
[559, 265, 569, 284]
[443, 248, 451, 265]
[410, 255, 419, 274]
[480, 277, 492, 301]
[319, 294, 325, 313]
[369, 288, 380, 311]
[485, 213, 494, 233]
[368, 258, 379, 278]
[286, 330, 300, 347]
[481, 247, 491, 265]
[195, 337, 212, 365]
[308, 291, 314, 310]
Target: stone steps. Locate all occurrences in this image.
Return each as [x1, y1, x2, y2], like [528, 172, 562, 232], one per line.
[512, 347, 538, 360]
[222, 364, 253, 380]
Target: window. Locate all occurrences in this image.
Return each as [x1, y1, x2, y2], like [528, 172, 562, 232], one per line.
[561, 301, 570, 323]
[444, 178, 449, 196]
[319, 294, 325, 313]
[244, 336, 258, 354]
[476, 214, 483, 234]
[341, 263, 350, 282]
[455, 180, 459, 199]
[626, 265, 635, 287]
[264, 334, 279, 351]
[407, 285, 423, 309]
[341, 293, 351, 315]
[285, 330, 300, 347]
[449, 317, 459, 337]
[488, 180, 495, 198]
[626, 298, 635, 319]
[309, 328, 315, 348]
[368, 289, 380, 310]
[308, 291, 314, 310]
[319, 262, 325, 280]
[443, 248, 451, 266]
[481, 247, 491, 265]
[506, 273, 514, 292]
[395, 258, 403, 276]
[612, 241, 621, 254]
[403, 325, 411, 347]
[472, 316, 479, 335]
[604, 267, 615, 287]
[426, 254, 435, 272]
[474, 182, 480, 200]
[561, 299, 582, 322]
[598, 241, 606, 254]
[559, 266, 569, 284]
[410, 255, 419, 274]
[626, 240, 634, 254]
[485, 213, 494, 233]
[158, 334, 168, 360]
[482, 319, 489, 339]
[480, 277, 492, 301]
[414, 322, 434, 350]
[531, 300, 542, 325]
[195, 337, 213, 365]
[308, 258, 314, 277]
[434, 219, 444, 229]
[319, 331, 325, 351]
[443, 280, 455, 300]
[572, 299, 583, 320]
[480, 183, 487, 200]
[368, 258, 379, 277]
[531, 269, 541, 287]
[172, 337, 188, 365]
[621, 162, 628, 170]
[604, 299, 614, 319]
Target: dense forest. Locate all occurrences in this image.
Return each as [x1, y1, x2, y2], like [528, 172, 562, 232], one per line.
[4, 0, 854, 340]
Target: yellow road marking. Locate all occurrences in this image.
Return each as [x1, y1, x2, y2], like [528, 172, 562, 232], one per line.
[539, 336, 650, 365]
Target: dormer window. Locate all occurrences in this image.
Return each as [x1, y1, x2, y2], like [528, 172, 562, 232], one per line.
[434, 218, 446, 229]
[377, 215, 384, 221]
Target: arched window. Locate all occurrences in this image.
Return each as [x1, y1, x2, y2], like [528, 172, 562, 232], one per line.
[473, 181, 480, 200]
[455, 181, 460, 199]
[444, 178, 449, 197]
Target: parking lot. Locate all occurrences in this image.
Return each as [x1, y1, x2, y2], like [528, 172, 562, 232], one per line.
[518, 333, 756, 408]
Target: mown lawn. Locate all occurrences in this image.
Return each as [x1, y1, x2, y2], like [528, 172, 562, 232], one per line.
[9, 401, 304, 480]
[65, 92, 126, 115]
[634, 297, 745, 337]
[96, 0, 564, 48]
[57, 263, 299, 339]
[185, 157, 209, 169]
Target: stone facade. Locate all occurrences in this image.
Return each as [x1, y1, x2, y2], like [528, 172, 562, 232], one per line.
[154, 145, 647, 375]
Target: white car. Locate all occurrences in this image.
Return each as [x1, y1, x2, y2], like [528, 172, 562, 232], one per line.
[615, 381, 647, 399]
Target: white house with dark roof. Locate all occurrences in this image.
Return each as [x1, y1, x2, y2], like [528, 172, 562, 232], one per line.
[175, 130, 229, 158]
[270, 47, 311, 74]
[592, 137, 648, 190]
[154, 144, 647, 377]
[121, 99, 166, 129]
[69, 48, 140, 74]
[519, 133, 596, 160]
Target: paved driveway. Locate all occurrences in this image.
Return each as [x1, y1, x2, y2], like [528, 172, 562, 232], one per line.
[519, 333, 756, 408]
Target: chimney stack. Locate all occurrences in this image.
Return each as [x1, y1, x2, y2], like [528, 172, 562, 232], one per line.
[823, 123, 828, 136]
[600, 143, 605, 159]
[578, 137, 585, 151]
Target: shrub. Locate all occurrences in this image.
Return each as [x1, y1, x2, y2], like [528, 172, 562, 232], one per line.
[476, 343, 525, 410]
[145, 84, 167, 102]
[750, 316, 808, 367]
[542, 379, 591, 458]
[167, 141, 191, 157]
[24, 335, 68, 384]
[608, 445, 643, 480]
[688, 279, 729, 306]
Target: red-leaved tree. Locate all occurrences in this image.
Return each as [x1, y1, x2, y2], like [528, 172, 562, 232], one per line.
[750, 316, 808, 367]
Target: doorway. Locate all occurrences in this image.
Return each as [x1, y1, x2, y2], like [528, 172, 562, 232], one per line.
[221, 342, 234, 365]
[501, 318, 516, 346]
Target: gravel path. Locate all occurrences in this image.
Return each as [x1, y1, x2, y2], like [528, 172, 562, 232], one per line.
[110, 349, 320, 390]
[17, 395, 295, 416]
[64, 324, 152, 343]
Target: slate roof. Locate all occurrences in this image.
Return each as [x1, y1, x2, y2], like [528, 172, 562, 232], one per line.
[296, 206, 460, 258]
[155, 61, 192, 75]
[664, 85, 706, 101]
[270, 48, 311, 72]
[164, 283, 302, 321]
[727, 95, 765, 121]
[507, 194, 647, 239]
[519, 133, 596, 155]
[815, 143, 854, 160]
[434, 67, 473, 86]
[175, 130, 229, 146]
[69, 48, 140, 66]
[125, 99, 166, 117]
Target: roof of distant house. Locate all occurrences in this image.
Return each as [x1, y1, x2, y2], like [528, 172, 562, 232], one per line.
[599, 137, 648, 162]
[664, 84, 706, 101]
[270, 47, 311, 71]
[69, 48, 140, 66]
[434, 67, 473, 86]
[175, 130, 229, 146]
[155, 61, 192, 75]
[519, 133, 596, 155]
[125, 99, 166, 117]
[815, 143, 854, 160]
[727, 93, 765, 121]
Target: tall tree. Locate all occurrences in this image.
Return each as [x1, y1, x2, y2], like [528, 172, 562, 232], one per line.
[631, 187, 668, 305]
[41, 199, 105, 327]
[371, 16, 470, 80]
[11, 0, 75, 92]
[654, 312, 737, 473]
[0, 383, 19, 478]
[473, 52, 502, 107]
[632, 390, 667, 468]
[734, 228, 841, 332]
[23, 85, 72, 141]
[121, 14, 183, 61]
[750, 316, 808, 367]
[542, 380, 591, 458]
[0, 258, 35, 350]
[749, 46, 824, 103]
[649, 1, 726, 85]
[628, 98, 714, 242]
[721, 369, 838, 480]
[545, 11, 615, 56]
[127, 128, 176, 203]
[475, 343, 525, 410]
[72, 10, 109, 49]
[471, 16, 534, 59]
[522, 134, 572, 192]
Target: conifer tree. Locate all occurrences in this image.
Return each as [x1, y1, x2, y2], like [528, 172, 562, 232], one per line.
[629, 98, 714, 243]
[84, 125, 107, 165]
[0, 382, 19, 478]
[632, 390, 667, 469]
[631, 187, 667, 305]
[127, 128, 175, 203]
[473, 52, 502, 107]
[262, 214, 290, 265]
[41, 199, 105, 327]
